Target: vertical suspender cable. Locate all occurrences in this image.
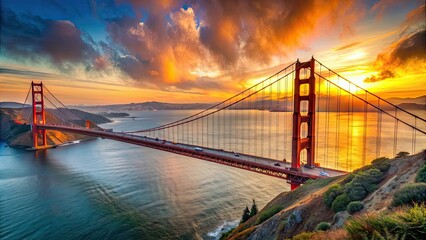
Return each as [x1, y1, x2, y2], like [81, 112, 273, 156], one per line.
[376, 99, 382, 158]
[393, 108, 398, 157]
[269, 80, 272, 159]
[276, 75, 280, 160]
[261, 81, 265, 157]
[413, 119, 417, 154]
[316, 63, 321, 164]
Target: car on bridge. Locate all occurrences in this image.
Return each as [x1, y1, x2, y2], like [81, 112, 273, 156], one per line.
[274, 163, 281, 166]
[234, 152, 240, 157]
[195, 147, 203, 152]
[319, 170, 329, 177]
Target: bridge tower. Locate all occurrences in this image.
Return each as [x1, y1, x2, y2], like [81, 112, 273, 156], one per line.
[31, 81, 47, 148]
[290, 58, 316, 189]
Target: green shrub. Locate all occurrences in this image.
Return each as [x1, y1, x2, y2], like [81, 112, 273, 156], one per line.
[323, 184, 344, 208]
[371, 157, 389, 165]
[374, 162, 391, 172]
[345, 181, 368, 201]
[371, 157, 391, 172]
[396, 151, 409, 158]
[397, 203, 426, 238]
[254, 205, 283, 225]
[392, 183, 426, 207]
[353, 165, 374, 174]
[331, 193, 350, 212]
[347, 201, 364, 214]
[354, 168, 383, 193]
[315, 222, 330, 231]
[345, 203, 426, 240]
[345, 212, 403, 239]
[343, 168, 383, 202]
[416, 163, 426, 183]
[341, 173, 355, 184]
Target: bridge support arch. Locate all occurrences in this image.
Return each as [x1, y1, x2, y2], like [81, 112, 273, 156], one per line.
[290, 58, 316, 189]
[31, 81, 47, 148]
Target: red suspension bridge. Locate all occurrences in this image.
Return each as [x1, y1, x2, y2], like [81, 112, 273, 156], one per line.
[17, 58, 426, 189]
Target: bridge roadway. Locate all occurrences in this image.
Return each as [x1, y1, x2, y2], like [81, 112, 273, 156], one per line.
[38, 124, 347, 184]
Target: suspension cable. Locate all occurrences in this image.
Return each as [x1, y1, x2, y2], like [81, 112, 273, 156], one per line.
[43, 85, 85, 121]
[17, 85, 32, 121]
[126, 62, 297, 133]
[315, 59, 426, 123]
[315, 73, 426, 135]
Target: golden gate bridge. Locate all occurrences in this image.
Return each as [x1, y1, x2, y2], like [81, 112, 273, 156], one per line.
[17, 58, 426, 189]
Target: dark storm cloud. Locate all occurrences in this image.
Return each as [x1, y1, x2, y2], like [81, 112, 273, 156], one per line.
[365, 4, 425, 83]
[392, 30, 426, 61]
[0, 8, 99, 70]
[365, 29, 426, 83]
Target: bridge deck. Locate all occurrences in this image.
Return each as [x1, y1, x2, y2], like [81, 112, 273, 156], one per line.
[38, 124, 347, 183]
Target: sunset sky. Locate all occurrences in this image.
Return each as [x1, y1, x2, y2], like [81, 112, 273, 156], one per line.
[0, 0, 425, 105]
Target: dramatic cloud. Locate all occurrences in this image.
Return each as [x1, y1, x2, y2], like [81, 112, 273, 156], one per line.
[0, 8, 99, 71]
[107, 7, 215, 89]
[108, 0, 360, 89]
[365, 4, 425, 83]
[196, 0, 359, 65]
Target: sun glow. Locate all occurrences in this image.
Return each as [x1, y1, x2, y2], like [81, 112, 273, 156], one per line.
[346, 51, 366, 61]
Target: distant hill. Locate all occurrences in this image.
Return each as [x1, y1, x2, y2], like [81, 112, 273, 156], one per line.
[386, 95, 425, 105]
[397, 103, 426, 111]
[74, 101, 215, 112]
[72, 96, 426, 113]
[6, 94, 424, 113]
[0, 102, 31, 108]
[47, 108, 112, 125]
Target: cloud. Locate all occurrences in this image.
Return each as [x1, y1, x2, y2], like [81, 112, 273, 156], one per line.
[108, 0, 361, 90]
[364, 69, 395, 83]
[371, 0, 407, 19]
[107, 6, 219, 89]
[0, 8, 99, 71]
[196, 0, 360, 66]
[364, 4, 425, 83]
[1, 1, 364, 92]
[334, 41, 362, 51]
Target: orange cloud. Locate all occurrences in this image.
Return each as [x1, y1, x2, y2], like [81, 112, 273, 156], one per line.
[110, 0, 363, 92]
[365, 4, 426, 83]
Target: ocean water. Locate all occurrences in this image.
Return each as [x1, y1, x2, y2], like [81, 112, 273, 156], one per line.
[0, 110, 288, 240]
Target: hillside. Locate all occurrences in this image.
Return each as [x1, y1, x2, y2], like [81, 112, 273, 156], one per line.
[0, 102, 31, 108]
[70, 95, 426, 113]
[74, 101, 215, 112]
[0, 107, 110, 148]
[387, 95, 425, 105]
[224, 151, 426, 240]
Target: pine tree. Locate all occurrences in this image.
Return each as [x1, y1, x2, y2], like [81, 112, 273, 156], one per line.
[250, 199, 258, 217]
[241, 206, 250, 223]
